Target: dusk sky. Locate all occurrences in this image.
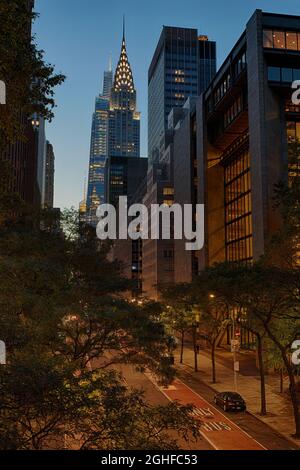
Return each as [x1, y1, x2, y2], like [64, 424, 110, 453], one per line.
[34, 0, 299, 209]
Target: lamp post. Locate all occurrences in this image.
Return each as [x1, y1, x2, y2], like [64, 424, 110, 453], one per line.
[231, 312, 240, 392]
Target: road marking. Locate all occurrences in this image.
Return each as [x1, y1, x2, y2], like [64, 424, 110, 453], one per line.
[145, 372, 266, 451]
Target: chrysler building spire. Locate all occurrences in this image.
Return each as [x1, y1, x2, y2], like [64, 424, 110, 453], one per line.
[112, 19, 135, 94]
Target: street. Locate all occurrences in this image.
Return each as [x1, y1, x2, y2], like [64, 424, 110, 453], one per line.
[115, 362, 299, 451]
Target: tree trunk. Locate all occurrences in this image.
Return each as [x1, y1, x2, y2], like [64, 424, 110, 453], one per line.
[285, 360, 300, 438]
[264, 324, 300, 438]
[180, 331, 184, 364]
[193, 327, 198, 372]
[257, 334, 267, 416]
[211, 340, 217, 384]
[280, 369, 284, 394]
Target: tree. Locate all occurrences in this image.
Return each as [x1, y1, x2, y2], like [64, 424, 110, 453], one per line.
[0, 0, 65, 148]
[205, 262, 300, 435]
[0, 208, 201, 449]
[162, 286, 200, 372]
[162, 305, 193, 364]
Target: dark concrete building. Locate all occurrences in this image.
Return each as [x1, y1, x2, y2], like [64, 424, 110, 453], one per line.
[0, 0, 39, 207]
[105, 156, 148, 298]
[44, 141, 55, 208]
[173, 10, 300, 283]
[105, 156, 148, 208]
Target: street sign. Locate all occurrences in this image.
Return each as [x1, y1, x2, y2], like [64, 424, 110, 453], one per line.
[234, 361, 240, 372]
[231, 339, 240, 353]
[0, 341, 6, 365]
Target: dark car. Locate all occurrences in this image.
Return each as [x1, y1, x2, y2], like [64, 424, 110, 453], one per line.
[214, 392, 246, 412]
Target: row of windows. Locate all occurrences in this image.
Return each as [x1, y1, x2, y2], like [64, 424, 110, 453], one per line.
[287, 121, 300, 181]
[224, 150, 250, 184]
[166, 73, 197, 79]
[213, 53, 246, 106]
[268, 66, 300, 83]
[224, 95, 243, 128]
[286, 101, 300, 114]
[163, 187, 174, 196]
[227, 234, 253, 262]
[226, 193, 252, 223]
[225, 149, 253, 263]
[263, 29, 300, 51]
[225, 171, 251, 205]
[214, 74, 231, 105]
[226, 214, 252, 244]
[287, 121, 300, 141]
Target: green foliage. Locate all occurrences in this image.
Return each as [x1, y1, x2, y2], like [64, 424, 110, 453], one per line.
[0, 0, 65, 147]
[0, 206, 200, 449]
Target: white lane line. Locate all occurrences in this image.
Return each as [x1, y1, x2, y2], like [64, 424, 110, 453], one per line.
[144, 372, 218, 450]
[175, 376, 267, 450]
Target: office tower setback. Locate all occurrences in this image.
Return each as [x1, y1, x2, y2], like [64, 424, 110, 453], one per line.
[143, 26, 216, 298]
[148, 26, 216, 163]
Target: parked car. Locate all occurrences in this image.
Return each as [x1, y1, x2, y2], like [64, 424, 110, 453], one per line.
[214, 392, 246, 412]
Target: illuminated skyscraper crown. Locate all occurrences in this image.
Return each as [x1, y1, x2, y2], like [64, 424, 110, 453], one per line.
[113, 18, 135, 93]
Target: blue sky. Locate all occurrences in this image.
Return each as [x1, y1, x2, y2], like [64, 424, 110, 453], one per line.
[34, 0, 300, 209]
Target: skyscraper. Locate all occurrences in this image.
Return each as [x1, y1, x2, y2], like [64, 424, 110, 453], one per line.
[107, 24, 140, 160]
[105, 22, 141, 205]
[148, 26, 216, 163]
[86, 65, 113, 226]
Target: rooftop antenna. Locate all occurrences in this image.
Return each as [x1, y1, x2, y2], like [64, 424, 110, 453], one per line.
[123, 14, 125, 42]
[109, 53, 112, 72]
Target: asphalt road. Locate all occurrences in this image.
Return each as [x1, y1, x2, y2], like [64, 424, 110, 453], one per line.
[177, 368, 299, 451]
[93, 358, 299, 451]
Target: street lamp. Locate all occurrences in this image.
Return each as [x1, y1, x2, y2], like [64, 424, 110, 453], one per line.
[231, 310, 240, 392]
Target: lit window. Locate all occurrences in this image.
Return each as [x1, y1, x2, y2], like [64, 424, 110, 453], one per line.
[163, 187, 174, 196]
[273, 31, 285, 49]
[286, 32, 298, 50]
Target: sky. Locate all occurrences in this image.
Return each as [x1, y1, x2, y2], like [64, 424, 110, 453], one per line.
[34, 0, 300, 209]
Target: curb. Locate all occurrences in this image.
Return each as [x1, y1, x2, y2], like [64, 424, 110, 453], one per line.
[176, 359, 300, 450]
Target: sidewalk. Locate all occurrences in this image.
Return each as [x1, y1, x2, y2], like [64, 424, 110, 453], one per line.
[174, 345, 300, 447]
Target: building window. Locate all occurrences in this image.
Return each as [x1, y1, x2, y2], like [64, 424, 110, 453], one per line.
[286, 121, 300, 182]
[268, 66, 281, 82]
[281, 68, 293, 83]
[263, 29, 300, 51]
[273, 31, 286, 49]
[224, 148, 253, 263]
[163, 187, 174, 196]
[224, 94, 243, 128]
[268, 66, 300, 83]
[263, 30, 273, 48]
[163, 199, 174, 206]
[286, 32, 298, 50]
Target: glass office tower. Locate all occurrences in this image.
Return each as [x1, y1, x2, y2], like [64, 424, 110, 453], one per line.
[148, 26, 216, 163]
[86, 67, 113, 226]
